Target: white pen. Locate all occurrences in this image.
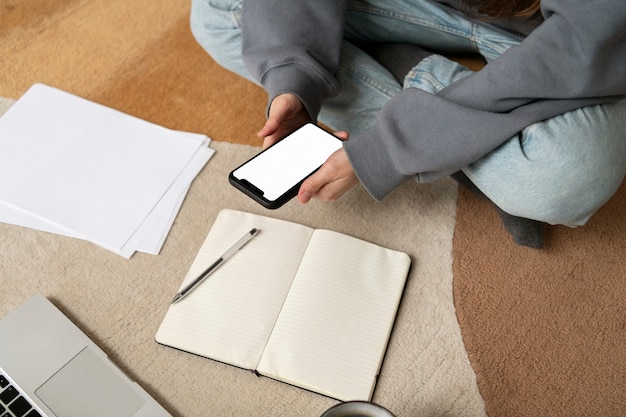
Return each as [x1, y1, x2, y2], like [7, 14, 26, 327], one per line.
[171, 228, 259, 304]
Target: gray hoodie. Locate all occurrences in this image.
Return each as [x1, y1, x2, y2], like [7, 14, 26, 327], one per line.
[241, 0, 626, 200]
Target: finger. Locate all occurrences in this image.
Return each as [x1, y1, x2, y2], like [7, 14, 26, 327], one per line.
[262, 136, 277, 149]
[257, 118, 279, 139]
[258, 94, 293, 139]
[258, 116, 287, 149]
[298, 172, 326, 204]
[334, 130, 349, 140]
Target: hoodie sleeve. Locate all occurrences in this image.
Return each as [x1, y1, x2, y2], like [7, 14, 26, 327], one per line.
[241, 0, 349, 120]
[344, 0, 626, 199]
[241, 0, 626, 201]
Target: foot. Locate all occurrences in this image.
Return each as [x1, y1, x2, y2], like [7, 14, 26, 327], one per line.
[451, 171, 547, 249]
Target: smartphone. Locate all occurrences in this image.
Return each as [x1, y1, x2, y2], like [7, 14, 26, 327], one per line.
[229, 123, 344, 209]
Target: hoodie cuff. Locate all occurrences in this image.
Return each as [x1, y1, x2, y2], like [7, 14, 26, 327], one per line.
[261, 64, 336, 122]
[343, 125, 412, 201]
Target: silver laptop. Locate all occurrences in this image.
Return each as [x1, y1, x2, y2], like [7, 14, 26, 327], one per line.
[0, 295, 172, 417]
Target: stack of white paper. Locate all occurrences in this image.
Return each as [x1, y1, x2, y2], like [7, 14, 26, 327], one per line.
[0, 84, 214, 258]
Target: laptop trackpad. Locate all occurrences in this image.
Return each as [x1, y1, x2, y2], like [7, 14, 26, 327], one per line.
[35, 347, 145, 417]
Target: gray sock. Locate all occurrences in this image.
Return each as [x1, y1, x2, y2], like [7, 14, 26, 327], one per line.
[495, 207, 546, 249]
[451, 171, 546, 249]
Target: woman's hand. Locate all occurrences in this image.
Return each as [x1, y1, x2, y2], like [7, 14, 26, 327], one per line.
[257, 93, 311, 149]
[258, 95, 357, 203]
[297, 131, 358, 203]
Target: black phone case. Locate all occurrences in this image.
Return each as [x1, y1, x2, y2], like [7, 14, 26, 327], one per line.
[228, 171, 305, 210]
[228, 123, 338, 209]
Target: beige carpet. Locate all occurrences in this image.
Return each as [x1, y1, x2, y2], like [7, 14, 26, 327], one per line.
[2, 1, 625, 416]
[1, 96, 484, 416]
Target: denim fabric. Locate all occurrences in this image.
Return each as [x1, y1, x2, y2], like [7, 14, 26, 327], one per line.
[190, 0, 626, 226]
[406, 56, 626, 226]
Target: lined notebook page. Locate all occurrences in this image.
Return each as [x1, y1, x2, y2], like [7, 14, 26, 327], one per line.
[256, 229, 411, 401]
[156, 209, 313, 369]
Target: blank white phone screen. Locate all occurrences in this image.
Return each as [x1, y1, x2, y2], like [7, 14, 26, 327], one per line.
[231, 124, 343, 201]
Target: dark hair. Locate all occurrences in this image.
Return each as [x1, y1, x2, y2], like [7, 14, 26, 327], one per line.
[460, 0, 541, 20]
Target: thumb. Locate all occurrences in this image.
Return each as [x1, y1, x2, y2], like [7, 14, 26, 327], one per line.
[298, 174, 324, 204]
[259, 94, 295, 136]
[257, 116, 280, 139]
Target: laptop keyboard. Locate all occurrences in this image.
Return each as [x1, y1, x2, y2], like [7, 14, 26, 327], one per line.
[0, 374, 42, 417]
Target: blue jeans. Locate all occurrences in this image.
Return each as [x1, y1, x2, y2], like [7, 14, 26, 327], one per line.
[190, 0, 626, 226]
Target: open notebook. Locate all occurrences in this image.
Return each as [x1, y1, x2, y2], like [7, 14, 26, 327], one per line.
[156, 209, 411, 401]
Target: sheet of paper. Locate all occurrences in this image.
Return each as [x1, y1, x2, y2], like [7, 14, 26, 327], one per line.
[0, 200, 80, 237]
[96, 143, 214, 258]
[136, 134, 214, 255]
[0, 84, 213, 257]
[131, 146, 214, 256]
[0, 133, 213, 256]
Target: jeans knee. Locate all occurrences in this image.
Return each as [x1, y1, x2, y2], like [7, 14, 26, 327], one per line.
[482, 163, 625, 227]
[189, 0, 244, 72]
[469, 100, 626, 227]
[404, 55, 474, 93]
